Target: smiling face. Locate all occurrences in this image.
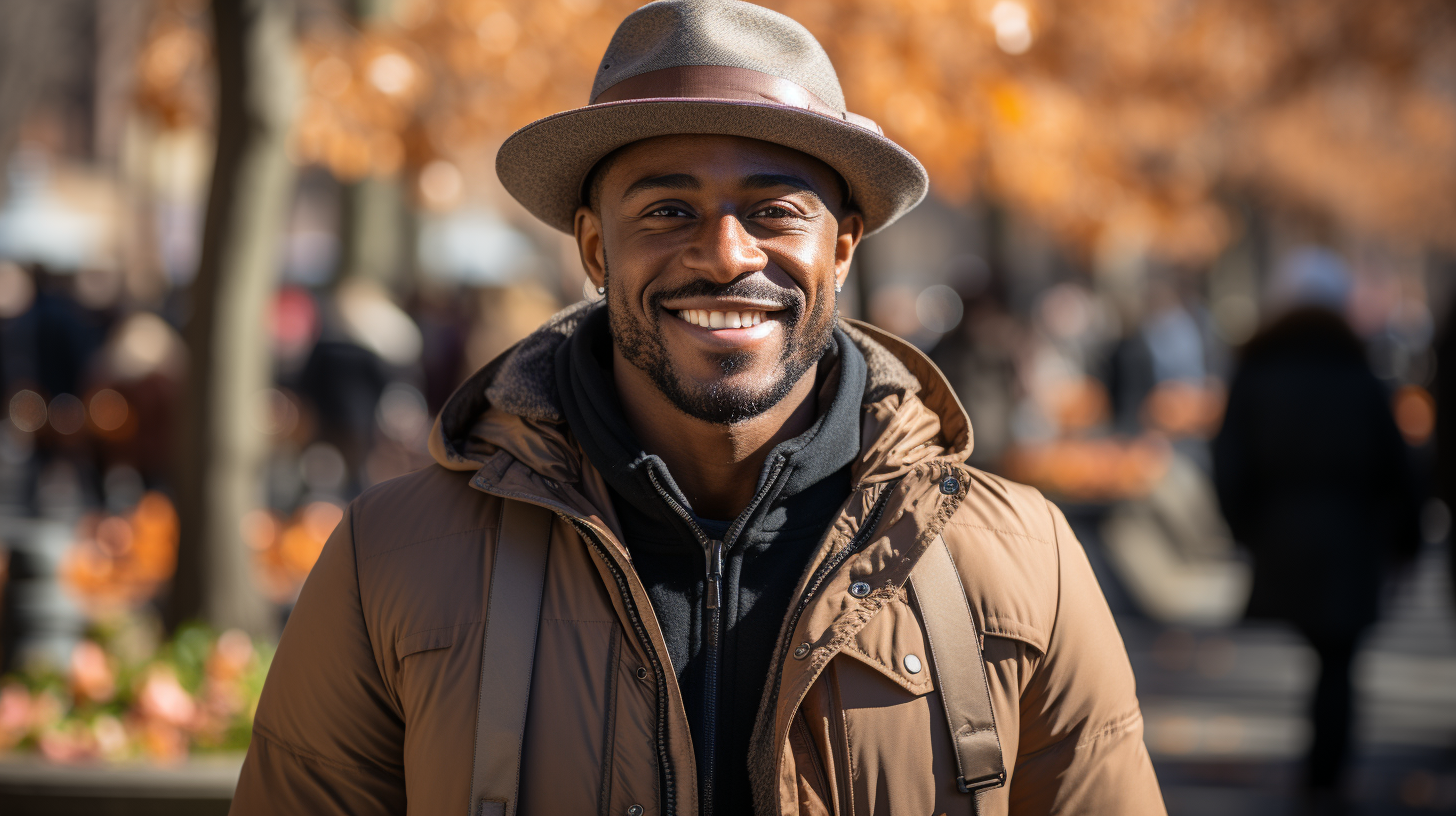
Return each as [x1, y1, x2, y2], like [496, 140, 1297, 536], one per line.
[575, 135, 863, 425]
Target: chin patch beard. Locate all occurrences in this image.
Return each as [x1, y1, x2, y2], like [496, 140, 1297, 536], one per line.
[606, 261, 837, 425]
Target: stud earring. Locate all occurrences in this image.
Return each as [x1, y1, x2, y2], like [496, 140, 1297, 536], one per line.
[835, 282, 843, 293]
[596, 285, 606, 295]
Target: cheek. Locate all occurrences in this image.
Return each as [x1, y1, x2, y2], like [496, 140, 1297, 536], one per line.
[766, 234, 841, 296]
[603, 252, 656, 315]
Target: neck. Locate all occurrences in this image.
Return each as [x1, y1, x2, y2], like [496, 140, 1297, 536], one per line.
[612, 350, 820, 520]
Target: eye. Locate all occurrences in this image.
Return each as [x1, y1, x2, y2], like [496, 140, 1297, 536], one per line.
[645, 204, 692, 218]
[751, 205, 796, 219]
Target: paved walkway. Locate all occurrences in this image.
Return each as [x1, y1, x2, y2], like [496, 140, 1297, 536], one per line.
[1109, 539, 1456, 815]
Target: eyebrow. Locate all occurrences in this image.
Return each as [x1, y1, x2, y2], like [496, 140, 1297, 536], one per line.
[742, 173, 824, 201]
[621, 173, 700, 199]
[619, 171, 828, 203]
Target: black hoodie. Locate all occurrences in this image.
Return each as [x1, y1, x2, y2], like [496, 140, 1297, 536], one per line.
[555, 306, 866, 815]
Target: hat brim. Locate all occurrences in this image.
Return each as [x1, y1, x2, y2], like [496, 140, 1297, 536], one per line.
[495, 98, 929, 236]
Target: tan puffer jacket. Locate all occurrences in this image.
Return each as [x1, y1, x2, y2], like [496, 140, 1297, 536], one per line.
[230, 305, 1166, 815]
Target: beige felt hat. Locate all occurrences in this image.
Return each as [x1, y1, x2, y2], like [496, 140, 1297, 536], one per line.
[495, 0, 929, 235]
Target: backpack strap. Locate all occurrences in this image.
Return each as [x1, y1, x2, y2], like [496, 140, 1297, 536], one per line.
[469, 499, 554, 816]
[909, 535, 1007, 811]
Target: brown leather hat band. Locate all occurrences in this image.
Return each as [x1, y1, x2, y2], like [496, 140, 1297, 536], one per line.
[591, 65, 882, 134]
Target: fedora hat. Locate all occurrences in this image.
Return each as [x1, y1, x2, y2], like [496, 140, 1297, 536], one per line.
[495, 0, 929, 235]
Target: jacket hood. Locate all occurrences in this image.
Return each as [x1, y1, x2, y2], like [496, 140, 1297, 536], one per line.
[428, 300, 973, 494]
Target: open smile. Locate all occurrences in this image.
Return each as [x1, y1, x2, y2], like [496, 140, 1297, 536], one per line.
[675, 308, 770, 329]
[662, 303, 785, 347]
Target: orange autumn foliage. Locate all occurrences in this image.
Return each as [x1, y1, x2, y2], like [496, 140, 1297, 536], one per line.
[61, 492, 180, 613]
[245, 501, 344, 602]
[1002, 435, 1171, 501]
[133, 0, 1456, 262]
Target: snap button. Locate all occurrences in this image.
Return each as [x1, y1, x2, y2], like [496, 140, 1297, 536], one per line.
[849, 581, 871, 598]
[793, 642, 811, 659]
[636, 666, 648, 680]
[904, 653, 922, 674]
[627, 805, 644, 816]
[940, 476, 960, 495]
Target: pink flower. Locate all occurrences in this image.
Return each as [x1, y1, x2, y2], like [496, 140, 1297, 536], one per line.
[0, 684, 31, 748]
[69, 640, 116, 704]
[136, 667, 195, 728]
[38, 721, 96, 763]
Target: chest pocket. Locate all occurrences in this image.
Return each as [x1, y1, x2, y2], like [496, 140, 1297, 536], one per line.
[839, 593, 935, 696]
[824, 595, 952, 816]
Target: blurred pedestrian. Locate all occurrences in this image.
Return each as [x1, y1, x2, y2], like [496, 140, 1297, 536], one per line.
[1212, 249, 1420, 795]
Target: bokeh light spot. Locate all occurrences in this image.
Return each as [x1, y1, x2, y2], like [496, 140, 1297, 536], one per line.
[9, 390, 47, 433]
[419, 159, 464, 210]
[368, 52, 415, 96]
[916, 284, 964, 334]
[89, 389, 129, 432]
[990, 1, 1034, 54]
[1394, 385, 1435, 445]
[49, 394, 86, 435]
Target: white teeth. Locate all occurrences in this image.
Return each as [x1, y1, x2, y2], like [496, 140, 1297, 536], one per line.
[678, 309, 768, 328]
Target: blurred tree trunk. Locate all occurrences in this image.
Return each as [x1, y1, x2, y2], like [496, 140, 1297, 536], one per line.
[337, 0, 409, 292]
[168, 0, 298, 635]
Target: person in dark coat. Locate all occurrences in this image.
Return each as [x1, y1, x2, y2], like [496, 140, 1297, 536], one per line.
[1213, 291, 1420, 791]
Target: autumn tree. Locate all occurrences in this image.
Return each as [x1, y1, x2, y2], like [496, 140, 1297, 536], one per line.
[167, 0, 299, 635]
[146, 0, 1456, 265]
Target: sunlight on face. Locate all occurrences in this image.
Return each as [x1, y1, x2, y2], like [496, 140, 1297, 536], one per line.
[586, 135, 859, 424]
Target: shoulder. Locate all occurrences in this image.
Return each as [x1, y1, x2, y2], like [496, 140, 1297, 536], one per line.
[345, 465, 503, 654]
[347, 464, 501, 564]
[941, 466, 1062, 653]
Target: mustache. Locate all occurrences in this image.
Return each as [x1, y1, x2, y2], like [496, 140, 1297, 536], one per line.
[647, 276, 805, 315]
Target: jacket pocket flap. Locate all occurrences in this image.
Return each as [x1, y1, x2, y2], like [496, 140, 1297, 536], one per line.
[396, 626, 461, 660]
[840, 595, 935, 696]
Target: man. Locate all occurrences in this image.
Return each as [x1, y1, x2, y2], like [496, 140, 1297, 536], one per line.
[230, 2, 1165, 814]
[1214, 251, 1420, 795]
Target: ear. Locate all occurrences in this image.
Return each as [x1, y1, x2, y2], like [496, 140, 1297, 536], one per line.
[833, 210, 864, 292]
[574, 205, 606, 289]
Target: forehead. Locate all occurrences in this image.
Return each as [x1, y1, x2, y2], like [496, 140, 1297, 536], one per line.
[600, 135, 840, 194]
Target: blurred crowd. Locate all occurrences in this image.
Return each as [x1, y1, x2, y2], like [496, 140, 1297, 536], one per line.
[0, 125, 1447, 782]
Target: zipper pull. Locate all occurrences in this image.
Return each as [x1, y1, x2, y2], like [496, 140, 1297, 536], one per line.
[705, 538, 723, 610]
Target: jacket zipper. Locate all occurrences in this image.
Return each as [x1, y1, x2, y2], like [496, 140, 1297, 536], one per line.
[647, 459, 785, 816]
[567, 517, 678, 816]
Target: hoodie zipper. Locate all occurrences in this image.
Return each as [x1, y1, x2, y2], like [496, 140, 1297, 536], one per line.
[647, 459, 785, 816]
[567, 517, 679, 816]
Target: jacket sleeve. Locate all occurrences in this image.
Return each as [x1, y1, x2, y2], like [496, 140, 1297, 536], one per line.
[1007, 501, 1166, 814]
[230, 504, 407, 816]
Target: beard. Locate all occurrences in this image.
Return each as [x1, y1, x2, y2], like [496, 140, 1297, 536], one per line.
[607, 261, 837, 425]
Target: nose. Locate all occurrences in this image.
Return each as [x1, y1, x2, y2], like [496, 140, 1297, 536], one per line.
[684, 213, 767, 282]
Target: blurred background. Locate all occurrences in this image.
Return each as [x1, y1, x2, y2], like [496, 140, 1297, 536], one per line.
[0, 0, 1453, 813]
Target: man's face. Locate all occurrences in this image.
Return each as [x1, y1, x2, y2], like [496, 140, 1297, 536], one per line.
[575, 135, 863, 424]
